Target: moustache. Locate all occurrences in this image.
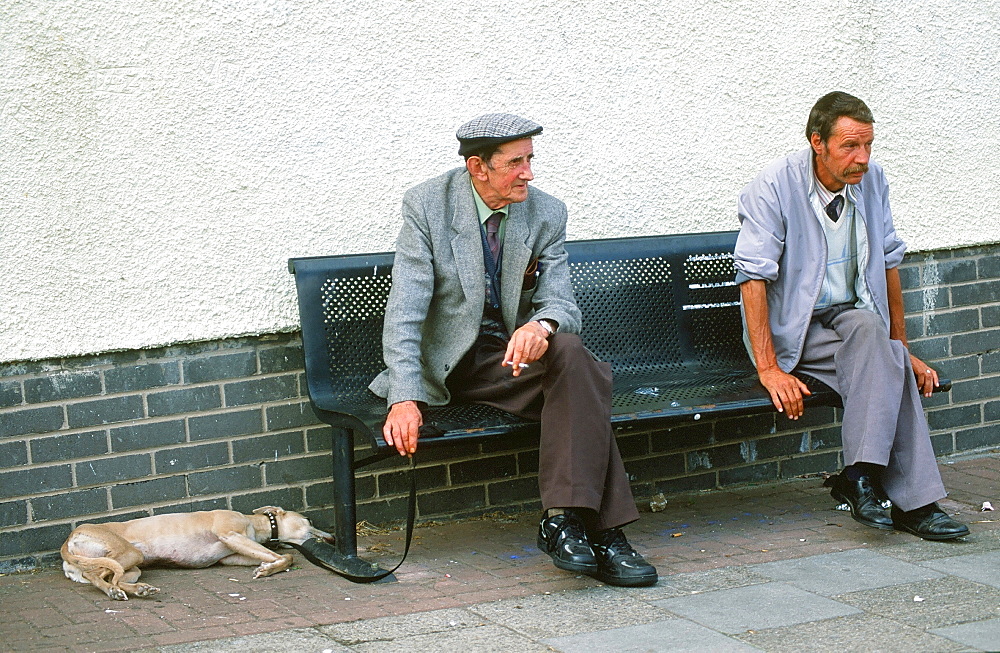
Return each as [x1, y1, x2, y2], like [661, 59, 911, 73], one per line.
[845, 164, 869, 175]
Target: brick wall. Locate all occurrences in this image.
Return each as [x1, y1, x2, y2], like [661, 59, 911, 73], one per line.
[2, 243, 998, 572]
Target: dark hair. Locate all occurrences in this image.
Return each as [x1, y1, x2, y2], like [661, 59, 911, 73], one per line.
[463, 143, 503, 165]
[806, 92, 874, 143]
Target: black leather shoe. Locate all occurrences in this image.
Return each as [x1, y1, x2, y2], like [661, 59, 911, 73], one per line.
[589, 529, 658, 587]
[826, 473, 894, 530]
[891, 503, 970, 541]
[537, 512, 598, 572]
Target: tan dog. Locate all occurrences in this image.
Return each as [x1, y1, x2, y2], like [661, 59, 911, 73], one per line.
[61, 506, 333, 600]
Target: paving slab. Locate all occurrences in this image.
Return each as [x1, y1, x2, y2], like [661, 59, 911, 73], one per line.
[316, 608, 487, 645]
[653, 581, 860, 634]
[930, 616, 1000, 650]
[543, 618, 763, 652]
[737, 613, 965, 652]
[921, 550, 1000, 588]
[835, 575, 1000, 629]
[147, 628, 347, 652]
[750, 548, 943, 596]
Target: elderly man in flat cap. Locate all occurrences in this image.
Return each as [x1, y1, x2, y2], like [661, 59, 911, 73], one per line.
[369, 113, 657, 587]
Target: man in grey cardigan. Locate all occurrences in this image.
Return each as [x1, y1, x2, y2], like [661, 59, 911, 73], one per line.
[735, 92, 968, 541]
[369, 113, 657, 587]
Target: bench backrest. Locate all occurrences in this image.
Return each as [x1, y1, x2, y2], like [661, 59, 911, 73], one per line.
[288, 230, 745, 430]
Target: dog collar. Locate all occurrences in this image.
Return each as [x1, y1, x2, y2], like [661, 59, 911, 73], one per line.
[265, 512, 280, 548]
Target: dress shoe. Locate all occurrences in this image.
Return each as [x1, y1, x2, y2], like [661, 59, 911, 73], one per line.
[537, 511, 598, 572]
[826, 473, 894, 530]
[589, 528, 658, 587]
[891, 503, 970, 541]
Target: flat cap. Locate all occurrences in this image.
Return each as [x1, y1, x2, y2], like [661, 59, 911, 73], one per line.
[456, 113, 543, 157]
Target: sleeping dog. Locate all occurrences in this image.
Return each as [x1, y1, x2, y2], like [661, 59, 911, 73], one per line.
[61, 506, 333, 600]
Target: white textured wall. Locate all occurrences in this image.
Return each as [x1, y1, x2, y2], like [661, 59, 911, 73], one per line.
[2, 0, 998, 363]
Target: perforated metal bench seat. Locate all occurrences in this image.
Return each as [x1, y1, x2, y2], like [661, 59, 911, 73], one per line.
[287, 230, 948, 577]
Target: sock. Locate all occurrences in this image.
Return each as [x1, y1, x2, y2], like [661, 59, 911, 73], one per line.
[844, 462, 884, 481]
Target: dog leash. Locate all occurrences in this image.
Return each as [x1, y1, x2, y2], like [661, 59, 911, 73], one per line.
[289, 456, 417, 583]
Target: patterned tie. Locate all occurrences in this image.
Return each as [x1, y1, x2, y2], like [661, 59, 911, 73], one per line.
[485, 212, 502, 262]
[825, 195, 844, 223]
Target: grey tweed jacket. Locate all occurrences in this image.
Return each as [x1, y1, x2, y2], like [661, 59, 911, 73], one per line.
[369, 167, 582, 407]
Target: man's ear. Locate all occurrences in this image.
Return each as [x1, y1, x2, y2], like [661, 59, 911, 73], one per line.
[466, 156, 489, 181]
[809, 132, 824, 155]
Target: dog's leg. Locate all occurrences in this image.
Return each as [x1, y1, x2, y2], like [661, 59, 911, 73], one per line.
[63, 526, 159, 600]
[216, 533, 294, 578]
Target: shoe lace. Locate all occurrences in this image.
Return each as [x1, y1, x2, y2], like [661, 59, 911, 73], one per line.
[596, 528, 636, 556]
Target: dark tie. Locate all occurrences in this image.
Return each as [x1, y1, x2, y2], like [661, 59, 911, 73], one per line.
[825, 195, 844, 222]
[486, 212, 502, 261]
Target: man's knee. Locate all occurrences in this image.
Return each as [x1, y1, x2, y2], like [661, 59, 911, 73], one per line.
[544, 333, 609, 376]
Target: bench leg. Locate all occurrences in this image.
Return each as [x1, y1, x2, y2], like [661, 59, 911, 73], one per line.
[310, 427, 395, 582]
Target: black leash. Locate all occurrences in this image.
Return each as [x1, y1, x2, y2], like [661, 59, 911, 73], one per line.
[288, 456, 417, 583]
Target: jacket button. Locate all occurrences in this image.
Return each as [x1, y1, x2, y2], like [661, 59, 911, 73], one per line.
[444, 364, 450, 371]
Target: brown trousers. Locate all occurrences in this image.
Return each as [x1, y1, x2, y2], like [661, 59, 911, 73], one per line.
[447, 333, 639, 530]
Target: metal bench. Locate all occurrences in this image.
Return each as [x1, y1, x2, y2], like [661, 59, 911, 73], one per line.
[288, 229, 948, 581]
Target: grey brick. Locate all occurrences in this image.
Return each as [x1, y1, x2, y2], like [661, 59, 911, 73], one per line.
[0, 523, 71, 557]
[377, 465, 447, 497]
[232, 432, 306, 463]
[653, 472, 717, 495]
[931, 259, 978, 284]
[487, 476, 539, 505]
[305, 426, 334, 452]
[0, 381, 22, 408]
[904, 315, 923, 338]
[956, 425, 1000, 451]
[926, 308, 980, 336]
[984, 305, 1000, 328]
[616, 432, 650, 458]
[418, 485, 485, 515]
[718, 461, 779, 486]
[809, 426, 844, 451]
[266, 402, 321, 431]
[985, 400, 1000, 423]
[189, 409, 262, 440]
[0, 465, 72, 495]
[903, 288, 948, 313]
[231, 488, 301, 515]
[31, 430, 108, 463]
[264, 455, 332, 485]
[754, 433, 809, 460]
[24, 370, 102, 404]
[154, 443, 229, 473]
[0, 405, 64, 437]
[625, 452, 685, 482]
[896, 265, 921, 290]
[780, 451, 840, 478]
[907, 337, 949, 361]
[105, 362, 181, 393]
[714, 412, 776, 442]
[111, 477, 188, 509]
[927, 405, 982, 431]
[66, 395, 143, 428]
[953, 279, 1000, 306]
[0, 440, 28, 468]
[188, 466, 262, 496]
[184, 352, 256, 384]
[930, 432, 954, 456]
[147, 385, 222, 417]
[517, 449, 539, 475]
[952, 329, 1000, 356]
[224, 375, 298, 407]
[31, 487, 108, 521]
[451, 454, 517, 484]
[111, 419, 186, 451]
[154, 497, 228, 514]
[75, 453, 152, 486]
[650, 422, 714, 453]
[63, 350, 141, 369]
[259, 345, 305, 374]
[0, 500, 27, 528]
[980, 253, 1000, 279]
[933, 355, 981, 381]
[983, 351, 1000, 374]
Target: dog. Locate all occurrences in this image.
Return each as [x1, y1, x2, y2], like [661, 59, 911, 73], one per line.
[60, 506, 333, 600]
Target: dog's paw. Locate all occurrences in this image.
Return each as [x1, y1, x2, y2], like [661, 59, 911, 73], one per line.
[134, 583, 160, 597]
[253, 554, 293, 578]
[108, 588, 129, 601]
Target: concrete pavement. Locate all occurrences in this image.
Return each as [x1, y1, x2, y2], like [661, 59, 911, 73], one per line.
[3, 450, 999, 652]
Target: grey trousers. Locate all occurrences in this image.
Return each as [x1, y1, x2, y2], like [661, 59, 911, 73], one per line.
[447, 333, 640, 531]
[795, 305, 946, 511]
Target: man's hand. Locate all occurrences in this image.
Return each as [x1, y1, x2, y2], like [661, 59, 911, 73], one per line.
[502, 321, 550, 377]
[909, 354, 939, 398]
[758, 368, 812, 420]
[383, 400, 422, 456]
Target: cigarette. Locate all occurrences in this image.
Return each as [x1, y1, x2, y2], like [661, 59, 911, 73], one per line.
[503, 361, 530, 368]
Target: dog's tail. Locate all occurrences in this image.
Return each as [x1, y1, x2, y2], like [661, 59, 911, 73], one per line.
[61, 539, 127, 586]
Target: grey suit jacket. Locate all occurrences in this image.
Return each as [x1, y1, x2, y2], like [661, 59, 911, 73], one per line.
[369, 167, 582, 407]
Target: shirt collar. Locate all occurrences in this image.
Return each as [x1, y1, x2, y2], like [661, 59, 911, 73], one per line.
[470, 176, 509, 225]
[810, 156, 853, 206]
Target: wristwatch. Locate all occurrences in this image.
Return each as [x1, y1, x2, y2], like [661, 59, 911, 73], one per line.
[536, 319, 556, 337]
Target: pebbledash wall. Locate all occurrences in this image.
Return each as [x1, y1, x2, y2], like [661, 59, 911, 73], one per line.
[2, 244, 998, 572]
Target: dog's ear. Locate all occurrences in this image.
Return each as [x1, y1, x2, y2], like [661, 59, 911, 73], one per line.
[252, 506, 285, 516]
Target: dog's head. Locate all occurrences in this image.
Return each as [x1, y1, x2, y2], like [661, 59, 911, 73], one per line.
[253, 506, 335, 545]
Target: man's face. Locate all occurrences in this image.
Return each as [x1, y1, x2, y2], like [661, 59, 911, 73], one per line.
[811, 116, 873, 192]
[471, 138, 535, 208]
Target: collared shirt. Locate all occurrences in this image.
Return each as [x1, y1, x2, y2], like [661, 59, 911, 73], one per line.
[810, 169, 860, 309]
[470, 176, 508, 243]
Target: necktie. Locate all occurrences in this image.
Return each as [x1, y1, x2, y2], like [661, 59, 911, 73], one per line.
[825, 195, 844, 222]
[486, 212, 502, 261]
